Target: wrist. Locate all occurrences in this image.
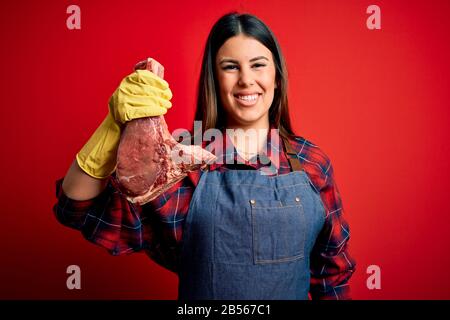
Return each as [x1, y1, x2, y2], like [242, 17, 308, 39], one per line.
[76, 113, 121, 179]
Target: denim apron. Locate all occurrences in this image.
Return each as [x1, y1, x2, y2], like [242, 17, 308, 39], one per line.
[177, 138, 326, 300]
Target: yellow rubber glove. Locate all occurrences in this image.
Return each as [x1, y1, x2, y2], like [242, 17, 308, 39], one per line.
[108, 69, 173, 123]
[76, 68, 173, 179]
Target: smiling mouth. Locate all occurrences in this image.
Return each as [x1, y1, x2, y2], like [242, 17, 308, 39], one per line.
[233, 93, 261, 106]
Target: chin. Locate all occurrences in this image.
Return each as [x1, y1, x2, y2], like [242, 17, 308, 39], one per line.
[223, 101, 270, 127]
[230, 113, 267, 127]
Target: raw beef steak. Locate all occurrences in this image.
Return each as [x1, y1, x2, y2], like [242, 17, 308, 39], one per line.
[116, 116, 215, 205]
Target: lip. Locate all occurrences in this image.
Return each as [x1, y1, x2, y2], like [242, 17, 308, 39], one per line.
[233, 93, 261, 107]
[234, 91, 262, 96]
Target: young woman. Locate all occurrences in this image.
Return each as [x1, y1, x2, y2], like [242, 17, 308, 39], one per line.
[54, 12, 355, 300]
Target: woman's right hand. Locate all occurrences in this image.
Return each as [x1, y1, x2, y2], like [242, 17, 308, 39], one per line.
[76, 58, 172, 179]
[109, 58, 173, 124]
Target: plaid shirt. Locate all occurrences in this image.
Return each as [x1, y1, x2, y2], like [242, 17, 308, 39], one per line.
[53, 129, 356, 300]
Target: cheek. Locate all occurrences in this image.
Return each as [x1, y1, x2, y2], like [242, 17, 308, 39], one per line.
[217, 75, 236, 107]
[261, 76, 276, 99]
[263, 68, 277, 89]
[261, 71, 277, 109]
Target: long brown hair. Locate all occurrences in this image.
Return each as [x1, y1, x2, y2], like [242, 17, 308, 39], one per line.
[193, 12, 295, 140]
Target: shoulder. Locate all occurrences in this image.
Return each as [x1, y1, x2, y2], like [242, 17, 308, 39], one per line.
[286, 135, 335, 191]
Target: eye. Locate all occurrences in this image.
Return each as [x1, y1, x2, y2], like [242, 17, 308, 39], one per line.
[252, 63, 266, 68]
[223, 65, 239, 70]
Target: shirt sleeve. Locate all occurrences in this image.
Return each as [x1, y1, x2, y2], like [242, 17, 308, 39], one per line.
[52, 174, 149, 256]
[309, 163, 356, 300]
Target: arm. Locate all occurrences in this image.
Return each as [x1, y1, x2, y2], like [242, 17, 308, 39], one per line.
[54, 170, 194, 266]
[309, 163, 356, 300]
[54, 57, 172, 255]
[62, 159, 109, 201]
[54, 170, 146, 255]
[64, 57, 171, 200]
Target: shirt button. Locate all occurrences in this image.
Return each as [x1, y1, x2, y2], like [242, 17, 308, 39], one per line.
[295, 197, 300, 202]
[250, 199, 256, 205]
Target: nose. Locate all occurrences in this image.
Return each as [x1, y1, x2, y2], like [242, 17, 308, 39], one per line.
[237, 66, 254, 87]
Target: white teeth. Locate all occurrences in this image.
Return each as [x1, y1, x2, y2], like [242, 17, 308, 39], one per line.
[236, 94, 258, 101]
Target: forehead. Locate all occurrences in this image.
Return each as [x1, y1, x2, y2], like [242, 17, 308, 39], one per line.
[216, 34, 273, 62]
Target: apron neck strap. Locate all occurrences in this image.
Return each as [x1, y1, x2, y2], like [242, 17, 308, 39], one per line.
[281, 136, 303, 172]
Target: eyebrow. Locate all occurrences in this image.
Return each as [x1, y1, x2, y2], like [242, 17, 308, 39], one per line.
[219, 56, 269, 64]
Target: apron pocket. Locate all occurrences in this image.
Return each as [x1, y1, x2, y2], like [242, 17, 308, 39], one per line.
[251, 200, 306, 264]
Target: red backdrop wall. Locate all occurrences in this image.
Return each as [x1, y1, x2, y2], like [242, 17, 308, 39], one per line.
[0, 0, 449, 299]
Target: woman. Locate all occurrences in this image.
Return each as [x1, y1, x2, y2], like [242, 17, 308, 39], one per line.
[54, 12, 355, 300]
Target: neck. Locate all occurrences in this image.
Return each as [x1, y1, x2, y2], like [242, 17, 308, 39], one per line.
[226, 126, 270, 161]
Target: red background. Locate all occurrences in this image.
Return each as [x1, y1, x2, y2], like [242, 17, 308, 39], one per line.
[0, 0, 449, 299]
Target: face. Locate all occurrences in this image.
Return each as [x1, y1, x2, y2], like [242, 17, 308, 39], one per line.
[215, 34, 277, 130]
